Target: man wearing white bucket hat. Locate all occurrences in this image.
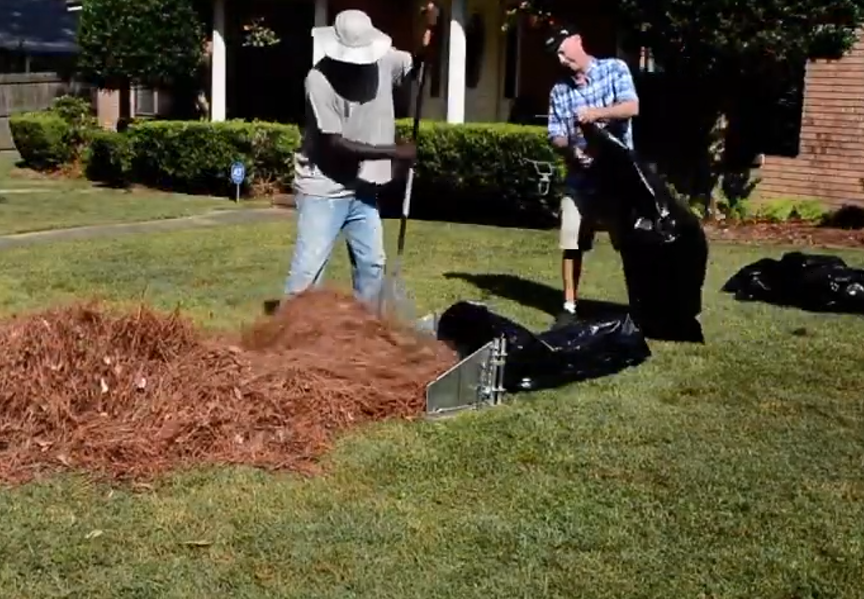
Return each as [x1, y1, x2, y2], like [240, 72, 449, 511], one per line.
[283, 5, 439, 307]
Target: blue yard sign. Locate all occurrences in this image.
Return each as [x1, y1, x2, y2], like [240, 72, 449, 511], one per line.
[230, 161, 245, 202]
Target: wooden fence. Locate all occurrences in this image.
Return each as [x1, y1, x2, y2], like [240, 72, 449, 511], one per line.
[0, 72, 84, 151]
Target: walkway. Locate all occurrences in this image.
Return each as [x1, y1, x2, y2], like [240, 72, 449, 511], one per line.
[0, 207, 293, 250]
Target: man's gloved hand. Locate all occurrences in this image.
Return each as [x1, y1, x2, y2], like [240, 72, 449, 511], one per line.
[572, 146, 592, 168]
[576, 106, 604, 124]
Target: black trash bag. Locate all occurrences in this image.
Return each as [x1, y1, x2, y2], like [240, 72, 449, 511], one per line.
[579, 123, 709, 343]
[436, 301, 651, 393]
[722, 251, 864, 314]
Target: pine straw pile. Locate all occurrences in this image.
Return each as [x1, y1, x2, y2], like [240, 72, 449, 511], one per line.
[0, 289, 456, 485]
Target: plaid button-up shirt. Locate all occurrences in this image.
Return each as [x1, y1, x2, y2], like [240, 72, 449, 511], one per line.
[547, 57, 639, 190]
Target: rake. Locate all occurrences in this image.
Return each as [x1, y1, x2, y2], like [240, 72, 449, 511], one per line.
[376, 60, 428, 323]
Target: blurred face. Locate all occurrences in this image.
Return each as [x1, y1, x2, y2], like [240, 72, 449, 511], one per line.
[321, 58, 379, 102]
[557, 35, 588, 73]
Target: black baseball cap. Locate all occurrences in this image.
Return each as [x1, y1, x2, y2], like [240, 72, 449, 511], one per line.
[543, 24, 579, 54]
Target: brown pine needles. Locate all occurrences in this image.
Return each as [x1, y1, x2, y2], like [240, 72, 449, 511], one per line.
[0, 289, 456, 485]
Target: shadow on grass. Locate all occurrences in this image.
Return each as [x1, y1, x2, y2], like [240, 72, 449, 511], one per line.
[376, 185, 559, 231]
[443, 272, 630, 320]
[396, 207, 559, 231]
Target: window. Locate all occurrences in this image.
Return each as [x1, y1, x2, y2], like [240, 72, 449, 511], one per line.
[617, 25, 663, 75]
[636, 46, 661, 74]
[135, 87, 156, 115]
[134, 87, 171, 117]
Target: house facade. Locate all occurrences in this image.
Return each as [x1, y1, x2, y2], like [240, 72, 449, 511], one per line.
[205, 0, 623, 126]
[756, 29, 864, 207]
[63, 0, 864, 208]
[1, 0, 84, 151]
[64, 0, 633, 131]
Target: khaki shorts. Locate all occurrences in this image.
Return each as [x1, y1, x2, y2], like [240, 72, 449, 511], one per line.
[560, 189, 597, 251]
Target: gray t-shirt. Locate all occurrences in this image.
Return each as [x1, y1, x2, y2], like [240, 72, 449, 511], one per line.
[293, 49, 414, 198]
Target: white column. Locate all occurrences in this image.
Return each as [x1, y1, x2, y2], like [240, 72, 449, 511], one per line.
[311, 0, 328, 64]
[211, 0, 227, 122]
[446, 0, 467, 124]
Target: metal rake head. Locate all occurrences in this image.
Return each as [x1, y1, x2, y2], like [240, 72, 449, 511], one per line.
[377, 273, 418, 326]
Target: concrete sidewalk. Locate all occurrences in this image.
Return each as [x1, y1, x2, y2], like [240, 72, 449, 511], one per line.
[0, 207, 293, 250]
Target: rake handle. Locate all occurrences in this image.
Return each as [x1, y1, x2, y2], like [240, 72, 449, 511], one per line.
[394, 60, 428, 260]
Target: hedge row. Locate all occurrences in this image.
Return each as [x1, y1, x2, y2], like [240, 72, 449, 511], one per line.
[10, 111, 565, 217]
[9, 112, 79, 170]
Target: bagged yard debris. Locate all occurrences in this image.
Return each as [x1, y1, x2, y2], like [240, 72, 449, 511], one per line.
[0, 290, 456, 485]
[722, 251, 864, 314]
[436, 301, 651, 392]
[580, 122, 709, 343]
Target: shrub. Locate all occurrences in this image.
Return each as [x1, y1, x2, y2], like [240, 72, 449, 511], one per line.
[48, 95, 98, 132]
[9, 112, 75, 171]
[127, 120, 301, 196]
[746, 197, 828, 222]
[122, 119, 560, 209]
[10, 96, 100, 171]
[12, 111, 566, 218]
[48, 94, 100, 159]
[396, 119, 564, 221]
[85, 129, 134, 187]
[821, 204, 864, 230]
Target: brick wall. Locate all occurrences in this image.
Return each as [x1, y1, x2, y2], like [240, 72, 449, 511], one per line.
[758, 29, 864, 207]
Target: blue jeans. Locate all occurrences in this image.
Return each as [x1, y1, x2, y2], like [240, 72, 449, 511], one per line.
[284, 193, 386, 306]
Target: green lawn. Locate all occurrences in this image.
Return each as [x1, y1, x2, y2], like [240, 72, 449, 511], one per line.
[1, 217, 863, 599]
[0, 153, 262, 235]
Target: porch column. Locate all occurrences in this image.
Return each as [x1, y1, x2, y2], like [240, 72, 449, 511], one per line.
[446, 0, 467, 124]
[211, 0, 227, 122]
[312, 0, 328, 64]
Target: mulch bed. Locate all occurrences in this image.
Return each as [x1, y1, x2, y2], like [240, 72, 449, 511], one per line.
[0, 289, 456, 486]
[704, 219, 864, 250]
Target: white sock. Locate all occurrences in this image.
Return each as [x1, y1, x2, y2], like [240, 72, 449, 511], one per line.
[563, 301, 576, 314]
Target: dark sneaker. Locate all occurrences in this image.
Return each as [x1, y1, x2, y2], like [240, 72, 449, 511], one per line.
[552, 310, 578, 329]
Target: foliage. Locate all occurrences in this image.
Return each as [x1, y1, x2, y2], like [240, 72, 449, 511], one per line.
[47, 95, 97, 129]
[76, 0, 205, 90]
[503, 0, 864, 217]
[125, 120, 564, 213]
[746, 198, 828, 223]
[10, 96, 100, 171]
[85, 130, 134, 188]
[127, 120, 301, 195]
[243, 17, 281, 48]
[504, 0, 864, 76]
[395, 119, 564, 221]
[9, 112, 75, 171]
[20, 111, 834, 225]
[821, 204, 864, 229]
[47, 95, 100, 159]
[12, 111, 565, 216]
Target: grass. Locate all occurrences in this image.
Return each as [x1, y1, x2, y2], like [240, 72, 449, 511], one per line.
[0, 153, 265, 235]
[1, 217, 863, 598]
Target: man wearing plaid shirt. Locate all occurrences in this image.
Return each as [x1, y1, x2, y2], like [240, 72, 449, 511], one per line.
[545, 26, 640, 327]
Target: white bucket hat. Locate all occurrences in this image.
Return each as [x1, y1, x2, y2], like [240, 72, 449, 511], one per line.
[312, 9, 392, 65]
